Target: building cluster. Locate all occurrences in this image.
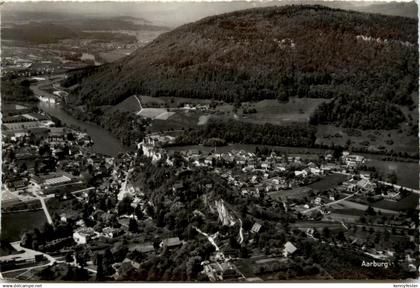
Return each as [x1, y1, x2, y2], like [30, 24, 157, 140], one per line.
[1, 106, 94, 212]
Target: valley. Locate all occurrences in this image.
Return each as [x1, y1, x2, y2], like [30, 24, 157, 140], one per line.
[1, 2, 418, 284]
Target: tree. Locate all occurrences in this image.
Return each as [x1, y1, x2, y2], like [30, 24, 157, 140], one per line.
[239, 246, 249, 258]
[186, 256, 202, 280]
[102, 248, 114, 275]
[42, 223, 55, 242]
[21, 232, 33, 249]
[134, 205, 143, 220]
[96, 253, 104, 281]
[128, 218, 139, 233]
[337, 231, 346, 242]
[75, 250, 87, 268]
[117, 196, 133, 215]
[365, 206, 376, 216]
[322, 227, 330, 239]
[65, 251, 74, 263]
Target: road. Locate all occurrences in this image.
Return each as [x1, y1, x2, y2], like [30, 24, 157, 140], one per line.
[238, 219, 244, 244]
[34, 193, 53, 225]
[1, 241, 57, 276]
[302, 191, 359, 214]
[118, 159, 135, 201]
[193, 226, 220, 252]
[70, 187, 95, 195]
[1, 242, 97, 279]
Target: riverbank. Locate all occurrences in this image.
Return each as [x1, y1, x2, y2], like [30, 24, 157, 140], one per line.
[31, 76, 128, 156]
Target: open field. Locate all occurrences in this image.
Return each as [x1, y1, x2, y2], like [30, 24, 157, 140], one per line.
[315, 125, 418, 155]
[106, 95, 141, 114]
[148, 110, 201, 132]
[323, 212, 361, 223]
[140, 96, 327, 126]
[290, 221, 344, 231]
[345, 229, 411, 251]
[308, 174, 349, 192]
[373, 192, 418, 211]
[239, 98, 328, 125]
[137, 108, 169, 119]
[269, 186, 313, 200]
[331, 200, 399, 215]
[365, 159, 419, 190]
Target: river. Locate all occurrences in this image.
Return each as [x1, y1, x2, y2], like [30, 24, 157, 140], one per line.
[32, 77, 127, 156]
[38, 101, 127, 156]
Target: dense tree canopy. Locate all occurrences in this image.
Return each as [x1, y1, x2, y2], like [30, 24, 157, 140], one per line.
[69, 5, 418, 130]
[175, 119, 317, 147]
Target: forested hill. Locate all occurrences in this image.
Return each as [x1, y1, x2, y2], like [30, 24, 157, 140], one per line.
[70, 5, 418, 128]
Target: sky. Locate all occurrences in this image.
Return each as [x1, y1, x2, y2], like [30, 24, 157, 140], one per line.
[2, 1, 417, 27]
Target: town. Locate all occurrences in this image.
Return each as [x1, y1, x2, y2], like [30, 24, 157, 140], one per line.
[1, 106, 418, 280]
[1, 1, 419, 284]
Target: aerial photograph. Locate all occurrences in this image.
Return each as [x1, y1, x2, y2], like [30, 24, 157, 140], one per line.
[0, 0, 418, 283]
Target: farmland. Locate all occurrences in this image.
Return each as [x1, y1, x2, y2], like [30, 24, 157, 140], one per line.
[315, 124, 418, 156]
[239, 98, 328, 125]
[308, 174, 349, 192]
[373, 192, 419, 211]
[105, 94, 141, 114]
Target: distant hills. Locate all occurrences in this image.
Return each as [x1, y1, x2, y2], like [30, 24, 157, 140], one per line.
[69, 5, 418, 129]
[1, 16, 169, 44]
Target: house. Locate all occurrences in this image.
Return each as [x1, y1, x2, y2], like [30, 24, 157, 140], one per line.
[102, 227, 122, 238]
[73, 227, 96, 244]
[204, 156, 213, 166]
[250, 222, 262, 234]
[283, 241, 297, 257]
[60, 214, 67, 223]
[128, 242, 155, 254]
[314, 197, 322, 205]
[261, 162, 271, 169]
[359, 171, 371, 180]
[382, 190, 400, 201]
[324, 153, 333, 161]
[121, 258, 141, 270]
[294, 170, 308, 177]
[202, 260, 240, 282]
[30, 173, 73, 189]
[247, 161, 256, 169]
[306, 228, 314, 238]
[309, 167, 322, 175]
[172, 182, 184, 193]
[235, 156, 246, 166]
[357, 179, 376, 192]
[47, 127, 66, 143]
[6, 179, 27, 191]
[275, 164, 286, 172]
[251, 175, 258, 183]
[160, 237, 182, 249]
[343, 154, 365, 167]
[321, 163, 341, 172]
